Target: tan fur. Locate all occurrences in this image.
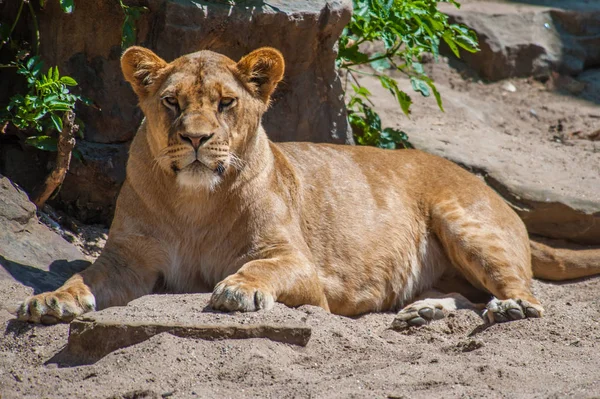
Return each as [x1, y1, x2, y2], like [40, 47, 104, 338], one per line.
[17, 47, 600, 325]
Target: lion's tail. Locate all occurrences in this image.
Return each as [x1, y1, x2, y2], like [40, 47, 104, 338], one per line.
[531, 238, 600, 281]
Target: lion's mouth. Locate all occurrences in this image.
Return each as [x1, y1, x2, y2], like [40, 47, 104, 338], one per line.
[179, 160, 226, 176]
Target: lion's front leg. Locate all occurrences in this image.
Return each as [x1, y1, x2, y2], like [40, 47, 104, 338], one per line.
[17, 273, 96, 324]
[210, 255, 329, 313]
[17, 237, 161, 324]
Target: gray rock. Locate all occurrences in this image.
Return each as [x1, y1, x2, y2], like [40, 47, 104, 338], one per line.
[36, 0, 352, 145]
[15, 0, 353, 224]
[440, 2, 600, 80]
[0, 175, 89, 298]
[577, 69, 600, 105]
[58, 141, 129, 224]
[52, 294, 311, 365]
[359, 71, 600, 245]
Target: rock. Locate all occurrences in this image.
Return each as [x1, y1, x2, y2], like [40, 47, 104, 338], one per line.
[0, 175, 90, 306]
[359, 71, 600, 245]
[0, 175, 85, 267]
[51, 294, 311, 366]
[440, 2, 600, 80]
[0, 140, 128, 224]
[35, 0, 352, 145]
[577, 69, 600, 104]
[501, 82, 517, 93]
[411, 126, 600, 245]
[57, 141, 129, 224]
[0, 0, 353, 224]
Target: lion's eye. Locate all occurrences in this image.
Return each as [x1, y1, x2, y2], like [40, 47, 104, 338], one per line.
[218, 97, 236, 112]
[161, 96, 179, 111]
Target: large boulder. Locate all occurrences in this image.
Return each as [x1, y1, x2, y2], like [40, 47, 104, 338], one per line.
[440, 2, 600, 80]
[357, 68, 600, 245]
[8, 0, 352, 224]
[37, 0, 353, 145]
[0, 175, 89, 310]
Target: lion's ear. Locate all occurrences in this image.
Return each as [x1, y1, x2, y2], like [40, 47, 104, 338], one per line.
[235, 47, 285, 103]
[121, 46, 168, 98]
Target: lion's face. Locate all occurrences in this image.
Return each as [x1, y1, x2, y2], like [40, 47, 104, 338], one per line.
[121, 46, 284, 190]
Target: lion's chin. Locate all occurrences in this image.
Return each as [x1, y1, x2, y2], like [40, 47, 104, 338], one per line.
[175, 163, 223, 191]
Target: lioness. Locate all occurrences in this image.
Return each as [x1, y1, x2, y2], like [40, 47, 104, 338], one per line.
[17, 46, 600, 327]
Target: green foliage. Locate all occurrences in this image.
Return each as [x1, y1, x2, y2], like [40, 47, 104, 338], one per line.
[59, 0, 75, 13]
[120, 1, 148, 49]
[0, 0, 145, 156]
[338, 0, 479, 148]
[0, 55, 88, 151]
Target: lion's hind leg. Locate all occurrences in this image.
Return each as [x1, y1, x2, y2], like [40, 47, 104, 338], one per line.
[483, 297, 542, 323]
[431, 196, 545, 325]
[391, 290, 484, 330]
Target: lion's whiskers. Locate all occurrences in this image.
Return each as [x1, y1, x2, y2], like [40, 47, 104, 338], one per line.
[229, 152, 245, 172]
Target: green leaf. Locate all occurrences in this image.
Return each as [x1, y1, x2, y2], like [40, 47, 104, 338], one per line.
[48, 102, 71, 112]
[363, 106, 381, 132]
[338, 0, 478, 148]
[25, 135, 58, 151]
[442, 31, 460, 58]
[351, 84, 372, 99]
[423, 78, 444, 112]
[410, 77, 430, 97]
[59, 0, 74, 13]
[412, 62, 424, 74]
[120, 5, 148, 49]
[53, 66, 60, 81]
[50, 113, 63, 131]
[379, 75, 412, 116]
[338, 45, 370, 65]
[31, 58, 44, 77]
[380, 31, 396, 49]
[370, 56, 391, 73]
[396, 90, 412, 116]
[380, 127, 413, 149]
[60, 76, 78, 86]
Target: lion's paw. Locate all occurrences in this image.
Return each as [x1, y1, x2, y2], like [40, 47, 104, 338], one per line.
[210, 274, 275, 312]
[391, 299, 445, 330]
[483, 297, 543, 324]
[17, 290, 96, 324]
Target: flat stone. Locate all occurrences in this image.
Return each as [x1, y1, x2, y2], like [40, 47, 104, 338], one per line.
[440, 2, 600, 80]
[54, 294, 311, 365]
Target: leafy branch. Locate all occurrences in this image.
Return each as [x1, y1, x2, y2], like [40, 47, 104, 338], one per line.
[0, 0, 146, 206]
[0, 54, 89, 148]
[337, 0, 479, 149]
[119, 1, 148, 49]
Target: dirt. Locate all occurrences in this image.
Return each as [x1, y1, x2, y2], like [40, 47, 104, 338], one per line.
[2, 3, 600, 397]
[1, 278, 599, 399]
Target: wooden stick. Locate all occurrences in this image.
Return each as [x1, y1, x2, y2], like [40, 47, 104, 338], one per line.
[32, 110, 78, 208]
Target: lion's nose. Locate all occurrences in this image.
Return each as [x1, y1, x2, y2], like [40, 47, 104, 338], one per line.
[180, 132, 214, 150]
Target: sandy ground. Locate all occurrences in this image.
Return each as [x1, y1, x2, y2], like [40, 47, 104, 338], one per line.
[1, 278, 599, 399]
[2, 13, 600, 399]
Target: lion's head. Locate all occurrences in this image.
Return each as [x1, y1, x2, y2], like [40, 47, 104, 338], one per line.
[121, 46, 284, 190]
